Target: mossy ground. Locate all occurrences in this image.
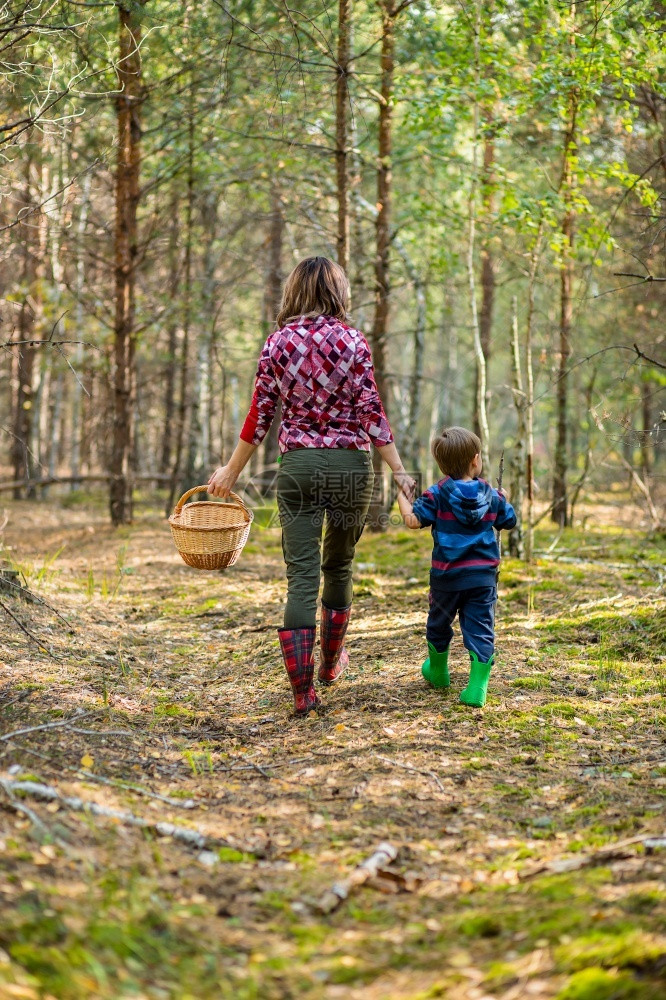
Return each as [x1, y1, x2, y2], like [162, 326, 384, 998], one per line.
[0, 493, 665, 999]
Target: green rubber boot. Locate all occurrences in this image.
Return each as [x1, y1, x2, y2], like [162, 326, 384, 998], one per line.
[460, 651, 494, 707]
[421, 642, 450, 689]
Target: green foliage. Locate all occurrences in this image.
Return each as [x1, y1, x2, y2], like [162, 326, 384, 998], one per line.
[557, 968, 651, 1000]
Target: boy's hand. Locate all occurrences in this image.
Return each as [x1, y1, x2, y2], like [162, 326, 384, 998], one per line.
[497, 486, 509, 500]
[394, 471, 417, 501]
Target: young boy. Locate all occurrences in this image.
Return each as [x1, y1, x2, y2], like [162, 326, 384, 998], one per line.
[397, 427, 516, 707]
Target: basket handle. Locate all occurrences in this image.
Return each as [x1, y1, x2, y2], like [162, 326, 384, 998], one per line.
[173, 486, 251, 517]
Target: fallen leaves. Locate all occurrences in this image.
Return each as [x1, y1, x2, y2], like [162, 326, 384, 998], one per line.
[2, 501, 666, 998]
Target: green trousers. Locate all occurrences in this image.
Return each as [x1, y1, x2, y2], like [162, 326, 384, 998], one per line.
[277, 448, 374, 628]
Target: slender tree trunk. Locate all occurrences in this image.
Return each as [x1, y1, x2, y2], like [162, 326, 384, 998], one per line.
[12, 323, 36, 498]
[641, 378, 652, 476]
[569, 370, 596, 524]
[184, 328, 204, 486]
[508, 297, 526, 559]
[336, 0, 352, 274]
[477, 118, 495, 438]
[48, 374, 64, 479]
[160, 183, 181, 474]
[33, 351, 49, 484]
[110, 0, 145, 525]
[199, 191, 219, 475]
[401, 254, 426, 473]
[32, 150, 53, 489]
[552, 4, 577, 528]
[260, 185, 283, 484]
[132, 368, 142, 474]
[367, 1, 395, 531]
[437, 293, 456, 435]
[11, 147, 38, 498]
[167, 66, 195, 514]
[524, 224, 542, 564]
[41, 135, 69, 500]
[70, 172, 91, 489]
[467, 0, 490, 471]
[185, 191, 218, 484]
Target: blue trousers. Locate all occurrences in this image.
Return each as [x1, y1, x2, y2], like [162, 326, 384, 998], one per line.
[427, 585, 496, 661]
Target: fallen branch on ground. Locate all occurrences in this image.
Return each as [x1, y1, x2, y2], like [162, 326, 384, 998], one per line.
[74, 769, 196, 809]
[519, 832, 666, 880]
[0, 599, 60, 659]
[0, 776, 243, 854]
[0, 778, 50, 836]
[317, 842, 398, 914]
[0, 572, 72, 627]
[1, 711, 95, 742]
[375, 753, 446, 793]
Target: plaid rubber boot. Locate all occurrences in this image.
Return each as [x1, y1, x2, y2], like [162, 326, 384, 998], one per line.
[278, 626, 319, 716]
[318, 603, 351, 686]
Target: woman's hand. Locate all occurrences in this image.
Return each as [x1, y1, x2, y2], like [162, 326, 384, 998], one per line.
[394, 469, 417, 501]
[207, 464, 238, 498]
[377, 442, 417, 500]
[207, 441, 257, 498]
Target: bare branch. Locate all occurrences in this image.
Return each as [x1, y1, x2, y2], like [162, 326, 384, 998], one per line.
[613, 271, 666, 281]
[0, 599, 60, 659]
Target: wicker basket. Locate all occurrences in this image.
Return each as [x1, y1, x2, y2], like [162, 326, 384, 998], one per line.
[168, 486, 253, 570]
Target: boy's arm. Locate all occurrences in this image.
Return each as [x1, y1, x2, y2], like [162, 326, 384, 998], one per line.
[494, 492, 517, 530]
[399, 485, 440, 530]
[397, 488, 422, 530]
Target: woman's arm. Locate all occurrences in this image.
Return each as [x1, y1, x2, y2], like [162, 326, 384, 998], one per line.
[208, 335, 278, 497]
[238, 337, 280, 447]
[377, 441, 416, 500]
[396, 485, 422, 530]
[351, 336, 416, 500]
[208, 439, 257, 498]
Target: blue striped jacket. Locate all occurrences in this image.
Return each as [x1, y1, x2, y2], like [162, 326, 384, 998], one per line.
[412, 477, 516, 591]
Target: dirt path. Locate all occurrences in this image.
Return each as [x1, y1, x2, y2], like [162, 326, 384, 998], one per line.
[1, 498, 665, 999]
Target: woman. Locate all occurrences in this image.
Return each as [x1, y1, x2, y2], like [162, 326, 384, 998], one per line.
[208, 256, 414, 715]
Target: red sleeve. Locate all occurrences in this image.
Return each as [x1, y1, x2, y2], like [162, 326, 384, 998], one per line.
[240, 336, 279, 445]
[351, 335, 393, 446]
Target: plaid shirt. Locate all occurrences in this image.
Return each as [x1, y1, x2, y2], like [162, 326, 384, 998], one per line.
[240, 315, 393, 453]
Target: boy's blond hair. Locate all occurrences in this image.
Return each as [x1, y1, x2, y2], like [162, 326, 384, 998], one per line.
[432, 426, 481, 480]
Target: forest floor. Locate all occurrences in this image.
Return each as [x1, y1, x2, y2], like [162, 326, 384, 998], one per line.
[0, 490, 665, 1000]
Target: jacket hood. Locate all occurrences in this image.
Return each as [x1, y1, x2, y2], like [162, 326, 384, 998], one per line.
[441, 477, 494, 525]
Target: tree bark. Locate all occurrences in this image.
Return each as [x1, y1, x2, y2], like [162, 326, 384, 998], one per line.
[110, 0, 145, 525]
[259, 185, 284, 485]
[335, 0, 352, 274]
[552, 4, 577, 528]
[160, 183, 181, 474]
[524, 225, 542, 564]
[477, 119, 495, 439]
[400, 251, 426, 473]
[508, 297, 526, 559]
[367, 1, 395, 531]
[11, 145, 39, 499]
[70, 172, 91, 489]
[467, 0, 490, 472]
[185, 190, 218, 484]
[641, 378, 652, 476]
[166, 65, 195, 515]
